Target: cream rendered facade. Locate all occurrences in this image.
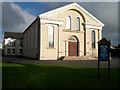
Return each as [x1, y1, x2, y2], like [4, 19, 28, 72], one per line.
[23, 3, 104, 60]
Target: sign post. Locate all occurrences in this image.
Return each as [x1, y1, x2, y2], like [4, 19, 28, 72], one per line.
[97, 38, 111, 78]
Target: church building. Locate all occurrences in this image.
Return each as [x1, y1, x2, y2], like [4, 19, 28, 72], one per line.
[22, 3, 104, 60]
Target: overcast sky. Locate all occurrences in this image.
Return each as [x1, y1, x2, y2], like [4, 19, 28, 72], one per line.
[1, 2, 119, 45]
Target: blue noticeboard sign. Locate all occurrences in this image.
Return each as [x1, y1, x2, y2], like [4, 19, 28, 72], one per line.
[97, 38, 111, 77]
[99, 45, 109, 61]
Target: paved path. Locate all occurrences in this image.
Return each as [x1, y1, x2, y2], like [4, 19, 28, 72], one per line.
[2, 56, 119, 68]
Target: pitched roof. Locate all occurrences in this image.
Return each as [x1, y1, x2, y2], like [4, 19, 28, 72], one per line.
[4, 32, 23, 39]
[39, 3, 104, 27]
[98, 38, 111, 45]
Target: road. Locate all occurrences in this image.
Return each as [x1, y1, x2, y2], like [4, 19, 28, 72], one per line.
[2, 56, 119, 68]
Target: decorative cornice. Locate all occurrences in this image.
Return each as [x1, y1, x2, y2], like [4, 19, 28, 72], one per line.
[63, 30, 85, 33]
[40, 17, 64, 25]
[84, 22, 103, 27]
[84, 22, 103, 29]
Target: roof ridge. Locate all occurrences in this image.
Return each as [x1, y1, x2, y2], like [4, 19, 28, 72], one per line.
[39, 2, 76, 18]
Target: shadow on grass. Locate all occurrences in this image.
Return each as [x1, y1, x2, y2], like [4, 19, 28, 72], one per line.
[2, 63, 119, 89]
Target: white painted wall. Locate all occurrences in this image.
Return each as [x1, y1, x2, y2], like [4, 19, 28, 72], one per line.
[4, 37, 22, 55]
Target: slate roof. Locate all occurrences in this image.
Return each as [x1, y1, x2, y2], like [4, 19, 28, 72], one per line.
[4, 32, 23, 39]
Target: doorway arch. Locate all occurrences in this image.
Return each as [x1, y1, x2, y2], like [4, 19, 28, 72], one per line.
[68, 35, 79, 56]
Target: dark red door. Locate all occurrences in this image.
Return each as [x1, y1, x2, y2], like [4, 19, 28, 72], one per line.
[68, 42, 77, 56]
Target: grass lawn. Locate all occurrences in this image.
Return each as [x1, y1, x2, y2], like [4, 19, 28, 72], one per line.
[2, 63, 119, 88]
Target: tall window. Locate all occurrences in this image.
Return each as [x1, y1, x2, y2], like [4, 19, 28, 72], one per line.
[48, 25, 54, 48]
[12, 49, 15, 54]
[66, 15, 71, 30]
[76, 17, 80, 31]
[19, 49, 23, 54]
[20, 40, 23, 46]
[12, 41, 15, 47]
[7, 48, 11, 54]
[92, 30, 96, 48]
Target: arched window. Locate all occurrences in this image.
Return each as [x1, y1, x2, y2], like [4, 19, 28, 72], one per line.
[76, 17, 80, 31]
[66, 15, 71, 30]
[48, 25, 54, 48]
[92, 30, 96, 48]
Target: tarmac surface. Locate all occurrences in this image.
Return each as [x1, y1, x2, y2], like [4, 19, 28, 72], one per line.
[2, 56, 119, 68]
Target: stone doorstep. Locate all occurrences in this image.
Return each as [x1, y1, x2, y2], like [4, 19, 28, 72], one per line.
[63, 56, 98, 60]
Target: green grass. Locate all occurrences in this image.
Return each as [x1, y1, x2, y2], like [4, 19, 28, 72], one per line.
[2, 63, 119, 88]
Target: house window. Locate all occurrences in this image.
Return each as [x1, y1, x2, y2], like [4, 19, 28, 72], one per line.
[12, 49, 15, 54]
[66, 15, 71, 30]
[19, 49, 22, 54]
[92, 30, 96, 48]
[12, 41, 15, 47]
[20, 40, 23, 46]
[76, 17, 80, 31]
[48, 25, 54, 48]
[7, 48, 11, 54]
[8, 40, 11, 47]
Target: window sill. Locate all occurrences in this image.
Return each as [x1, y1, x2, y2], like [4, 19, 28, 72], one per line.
[46, 47, 56, 49]
[91, 48, 97, 50]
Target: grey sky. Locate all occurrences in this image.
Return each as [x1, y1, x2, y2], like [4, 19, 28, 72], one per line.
[2, 2, 35, 33]
[79, 2, 118, 45]
[2, 0, 120, 2]
[1, 2, 119, 46]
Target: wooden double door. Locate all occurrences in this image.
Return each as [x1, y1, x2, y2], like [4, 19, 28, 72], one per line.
[68, 41, 79, 56]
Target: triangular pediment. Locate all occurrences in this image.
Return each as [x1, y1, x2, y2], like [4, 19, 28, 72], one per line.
[39, 3, 104, 27]
[98, 38, 111, 45]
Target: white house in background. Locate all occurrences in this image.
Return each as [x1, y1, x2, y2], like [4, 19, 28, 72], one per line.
[4, 32, 23, 56]
[0, 34, 3, 49]
[0, 43, 2, 49]
[22, 3, 104, 60]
